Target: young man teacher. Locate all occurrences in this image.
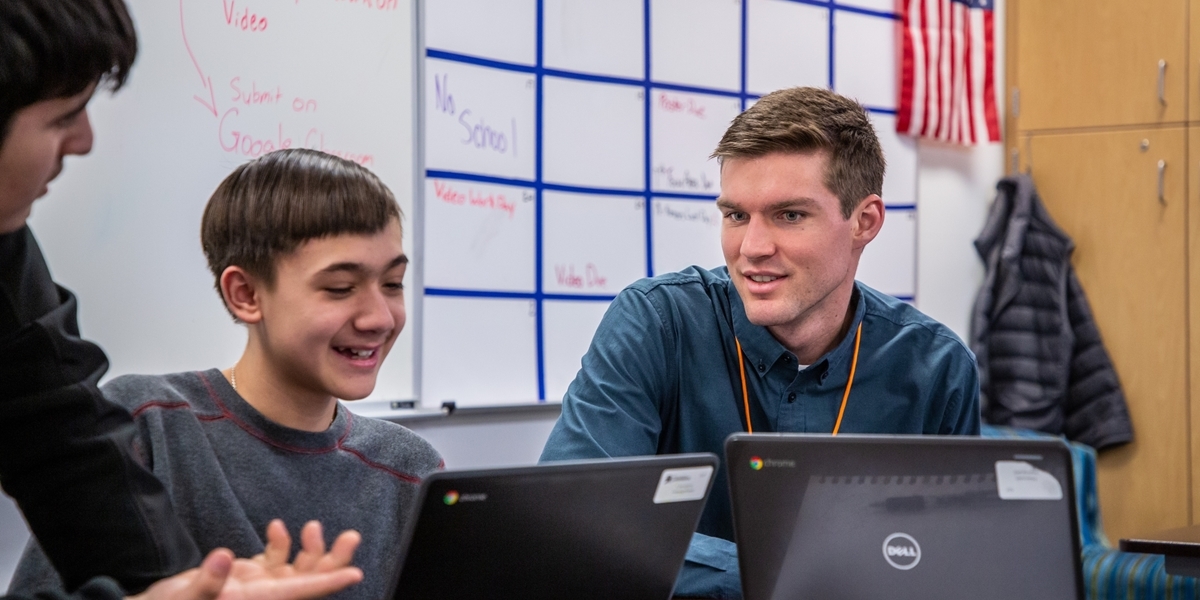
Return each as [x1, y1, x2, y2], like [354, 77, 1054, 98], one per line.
[540, 87, 981, 598]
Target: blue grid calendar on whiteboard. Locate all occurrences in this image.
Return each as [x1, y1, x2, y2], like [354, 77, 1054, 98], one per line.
[419, 0, 917, 407]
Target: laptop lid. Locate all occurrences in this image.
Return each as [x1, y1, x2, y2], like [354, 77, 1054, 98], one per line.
[726, 434, 1083, 600]
[391, 453, 719, 600]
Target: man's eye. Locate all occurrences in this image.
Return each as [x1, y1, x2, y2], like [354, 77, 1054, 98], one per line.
[384, 281, 405, 292]
[781, 211, 803, 222]
[326, 287, 353, 295]
[725, 211, 747, 222]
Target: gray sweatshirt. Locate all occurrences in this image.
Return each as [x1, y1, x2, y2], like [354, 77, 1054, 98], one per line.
[9, 369, 442, 600]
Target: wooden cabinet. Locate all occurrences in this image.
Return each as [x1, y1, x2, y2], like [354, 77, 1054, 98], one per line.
[1013, 0, 1187, 131]
[1190, 127, 1200, 522]
[1024, 129, 1189, 540]
[1190, 0, 1200, 122]
[1010, 0, 1200, 542]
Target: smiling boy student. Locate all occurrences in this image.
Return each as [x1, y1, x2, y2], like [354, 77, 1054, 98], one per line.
[11, 148, 442, 600]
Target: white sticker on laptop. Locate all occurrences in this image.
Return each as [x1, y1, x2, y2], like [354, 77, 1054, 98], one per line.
[653, 466, 714, 504]
[995, 461, 1063, 500]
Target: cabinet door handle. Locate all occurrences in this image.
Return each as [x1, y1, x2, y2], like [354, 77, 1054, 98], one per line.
[1158, 59, 1167, 104]
[1158, 159, 1167, 204]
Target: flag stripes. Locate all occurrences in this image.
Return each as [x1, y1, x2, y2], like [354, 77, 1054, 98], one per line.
[897, 0, 1000, 145]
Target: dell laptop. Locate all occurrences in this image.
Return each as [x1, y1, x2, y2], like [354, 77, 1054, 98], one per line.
[726, 434, 1083, 600]
[389, 453, 718, 599]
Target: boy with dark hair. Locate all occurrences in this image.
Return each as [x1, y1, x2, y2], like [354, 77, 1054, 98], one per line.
[540, 86, 980, 598]
[1, 1, 369, 600]
[2, 2, 369, 598]
[12, 148, 442, 600]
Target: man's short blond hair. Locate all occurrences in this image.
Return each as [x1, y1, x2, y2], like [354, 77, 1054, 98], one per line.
[712, 87, 885, 218]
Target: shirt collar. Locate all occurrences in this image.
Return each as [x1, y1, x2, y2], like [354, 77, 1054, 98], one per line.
[728, 282, 868, 379]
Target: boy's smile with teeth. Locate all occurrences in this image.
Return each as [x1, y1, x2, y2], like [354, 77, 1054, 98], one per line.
[337, 347, 377, 359]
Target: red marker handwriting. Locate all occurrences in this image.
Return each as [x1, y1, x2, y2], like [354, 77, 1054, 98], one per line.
[554, 264, 607, 289]
[433, 181, 516, 218]
[658, 92, 706, 118]
[223, 0, 268, 32]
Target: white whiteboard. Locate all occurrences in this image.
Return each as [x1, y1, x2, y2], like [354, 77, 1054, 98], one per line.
[28, 0, 418, 400]
[418, 0, 917, 406]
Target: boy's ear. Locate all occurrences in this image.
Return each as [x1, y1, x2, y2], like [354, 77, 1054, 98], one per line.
[220, 266, 264, 324]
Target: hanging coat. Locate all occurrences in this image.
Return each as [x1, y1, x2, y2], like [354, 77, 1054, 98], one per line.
[970, 175, 1133, 450]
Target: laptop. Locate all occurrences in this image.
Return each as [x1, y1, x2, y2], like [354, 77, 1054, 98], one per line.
[726, 434, 1083, 600]
[389, 453, 719, 599]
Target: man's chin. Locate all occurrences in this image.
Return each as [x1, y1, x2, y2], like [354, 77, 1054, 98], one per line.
[742, 304, 793, 328]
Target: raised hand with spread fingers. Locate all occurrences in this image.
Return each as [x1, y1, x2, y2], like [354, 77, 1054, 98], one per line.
[132, 520, 363, 600]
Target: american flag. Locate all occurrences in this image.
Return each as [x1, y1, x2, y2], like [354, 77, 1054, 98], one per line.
[896, 0, 1001, 145]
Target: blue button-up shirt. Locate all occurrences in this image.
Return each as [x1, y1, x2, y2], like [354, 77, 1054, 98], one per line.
[540, 266, 980, 598]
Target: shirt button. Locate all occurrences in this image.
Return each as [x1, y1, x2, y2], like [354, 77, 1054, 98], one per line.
[757, 363, 765, 372]
[787, 392, 797, 403]
[820, 371, 829, 382]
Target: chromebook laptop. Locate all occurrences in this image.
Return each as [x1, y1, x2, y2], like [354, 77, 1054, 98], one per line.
[726, 434, 1083, 600]
[389, 453, 719, 600]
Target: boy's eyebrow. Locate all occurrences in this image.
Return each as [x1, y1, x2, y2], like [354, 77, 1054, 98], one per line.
[54, 95, 92, 123]
[317, 253, 408, 275]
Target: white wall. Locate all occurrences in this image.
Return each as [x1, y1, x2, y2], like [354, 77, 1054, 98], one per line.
[914, 140, 1002, 339]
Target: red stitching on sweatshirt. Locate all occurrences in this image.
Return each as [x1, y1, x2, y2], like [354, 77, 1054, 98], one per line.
[335, 411, 422, 484]
[195, 372, 424, 484]
[337, 443, 422, 484]
[131, 400, 190, 418]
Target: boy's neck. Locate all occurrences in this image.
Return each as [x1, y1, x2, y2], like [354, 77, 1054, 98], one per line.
[225, 348, 338, 433]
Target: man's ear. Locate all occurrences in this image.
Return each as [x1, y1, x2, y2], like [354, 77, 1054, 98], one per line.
[850, 194, 885, 251]
[219, 266, 264, 324]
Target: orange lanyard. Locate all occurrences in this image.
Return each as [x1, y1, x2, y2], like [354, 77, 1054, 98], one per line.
[735, 321, 863, 435]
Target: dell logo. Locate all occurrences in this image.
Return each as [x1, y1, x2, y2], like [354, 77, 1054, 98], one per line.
[882, 533, 921, 570]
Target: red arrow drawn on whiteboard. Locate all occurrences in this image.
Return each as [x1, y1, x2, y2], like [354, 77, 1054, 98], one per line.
[194, 76, 217, 117]
[179, 0, 218, 117]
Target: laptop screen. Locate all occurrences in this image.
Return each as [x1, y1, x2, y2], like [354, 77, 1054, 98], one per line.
[727, 434, 1082, 600]
[391, 453, 718, 600]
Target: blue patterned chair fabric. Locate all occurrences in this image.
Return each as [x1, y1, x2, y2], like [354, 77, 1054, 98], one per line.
[980, 425, 1198, 599]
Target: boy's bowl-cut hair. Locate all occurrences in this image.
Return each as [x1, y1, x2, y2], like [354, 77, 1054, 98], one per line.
[0, 0, 138, 140]
[201, 148, 402, 305]
[711, 86, 885, 219]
